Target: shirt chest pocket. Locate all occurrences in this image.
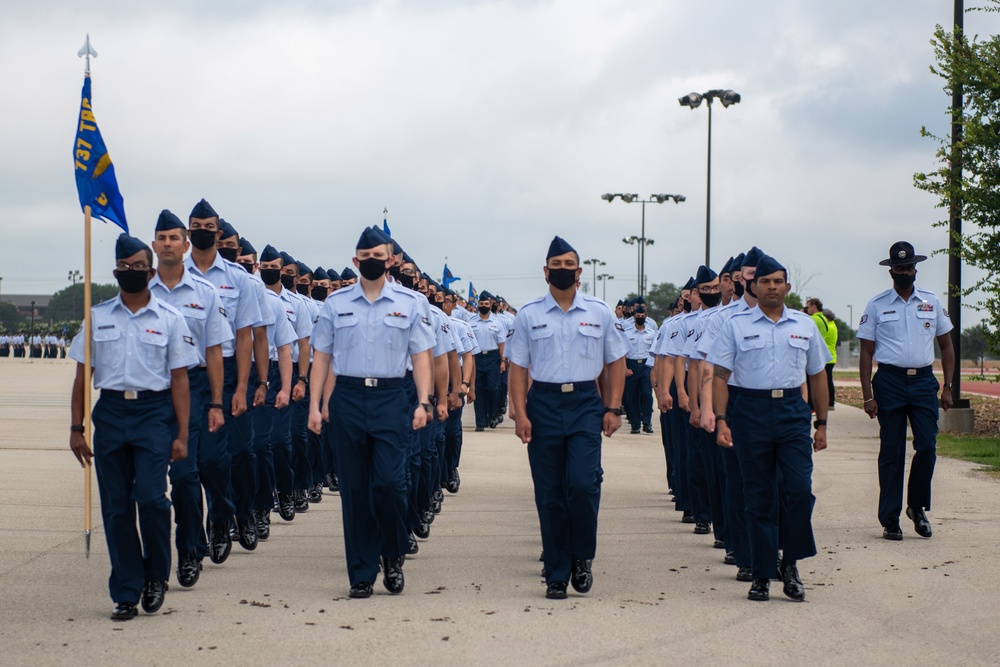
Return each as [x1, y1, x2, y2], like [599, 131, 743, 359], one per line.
[383, 315, 409, 350]
[915, 308, 936, 334]
[138, 330, 168, 369]
[92, 327, 122, 367]
[877, 310, 901, 335]
[528, 325, 555, 356]
[218, 289, 240, 320]
[738, 336, 767, 369]
[787, 336, 810, 368]
[182, 306, 208, 334]
[332, 315, 359, 348]
[576, 325, 602, 358]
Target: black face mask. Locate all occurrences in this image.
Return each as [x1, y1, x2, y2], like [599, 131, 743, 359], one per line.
[734, 282, 745, 298]
[357, 257, 387, 281]
[280, 274, 296, 290]
[635, 316, 646, 325]
[311, 286, 328, 301]
[116, 269, 150, 294]
[433, 299, 445, 310]
[547, 267, 577, 291]
[398, 273, 416, 290]
[218, 247, 239, 263]
[682, 299, 692, 313]
[238, 262, 255, 274]
[189, 228, 218, 251]
[700, 292, 722, 308]
[891, 270, 916, 290]
[478, 305, 491, 315]
[260, 268, 282, 286]
[746, 280, 757, 298]
[295, 283, 310, 296]
[388, 265, 401, 280]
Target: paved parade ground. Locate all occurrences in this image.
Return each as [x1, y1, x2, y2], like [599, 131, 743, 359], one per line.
[2, 360, 999, 665]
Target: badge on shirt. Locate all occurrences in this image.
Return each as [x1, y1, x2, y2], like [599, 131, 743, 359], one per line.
[859, 314, 868, 325]
[669, 331, 678, 339]
[790, 334, 809, 340]
[183, 303, 205, 310]
[97, 324, 115, 330]
[506, 328, 515, 337]
[581, 322, 602, 328]
[219, 285, 235, 290]
[183, 335, 195, 346]
[614, 322, 624, 331]
[924, 321, 931, 329]
[219, 307, 227, 318]
[695, 332, 703, 341]
[338, 312, 354, 317]
[421, 316, 430, 325]
[388, 312, 409, 319]
[917, 303, 934, 312]
[145, 329, 163, 336]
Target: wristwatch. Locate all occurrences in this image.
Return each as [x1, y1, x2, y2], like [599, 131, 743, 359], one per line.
[258, 381, 269, 389]
[420, 403, 433, 414]
[70, 424, 85, 433]
[814, 419, 827, 429]
[297, 375, 308, 385]
[943, 383, 953, 390]
[603, 406, 625, 416]
[208, 403, 224, 410]
[715, 415, 727, 422]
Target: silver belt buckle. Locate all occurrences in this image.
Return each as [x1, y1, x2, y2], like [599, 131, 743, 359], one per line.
[906, 368, 917, 376]
[124, 390, 138, 400]
[365, 378, 378, 387]
[561, 383, 574, 393]
[771, 389, 782, 398]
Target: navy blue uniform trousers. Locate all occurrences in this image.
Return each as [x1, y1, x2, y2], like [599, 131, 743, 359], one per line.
[271, 369, 296, 497]
[93, 391, 173, 603]
[252, 362, 280, 514]
[473, 350, 501, 428]
[526, 385, 603, 585]
[329, 382, 410, 586]
[200, 356, 237, 528]
[624, 359, 653, 430]
[730, 393, 816, 579]
[872, 366, 939, 526]
[444, 403, 465, 478]
[230, 365, 258, 523]
[169, 367, 208, 558]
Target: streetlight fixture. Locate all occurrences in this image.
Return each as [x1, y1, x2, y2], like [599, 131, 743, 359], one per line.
[582, 258, 606, 296]
[602, 192, 685, 297]
[68, 270, 82, 286]
[598, 273, 615, 301]
[847, 304, 854, 330]
[679, 88, 741, 266]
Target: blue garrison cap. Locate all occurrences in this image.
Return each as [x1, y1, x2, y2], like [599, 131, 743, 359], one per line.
[635, 295, 645, 305]
[240, 237, 257, 256]
[729, 252, 746, 272]
[546, 236, 576, 259]
[189, 198, 218, 219]
[720, 256, 734, 275]
[402, 251, 415, 266]
[218, 219, 238, 240]
[754, 254, 787, 279]
[356, 227, 388, 250]
[116, 233, 149, 260]
[369, 225, 391, 244]
[326, 267, 342, 281]
[313, 267, 328, 281]
[260, 244, 282, 263]
[480, 290, 494, 301]
[616, 299, 624, 307]
[295, 261, 312, 276]
[669, 298, 679, 310]
[341, 267, 357, 280]
[634, 304, 647, 314]
[391, 239, 403, 256]
[279, 251, 295, 266]
[155, 209, 184, 232]
[695, 265, 718, 286]
[743, 246, 763, 268]
[682, 276, 695, 291]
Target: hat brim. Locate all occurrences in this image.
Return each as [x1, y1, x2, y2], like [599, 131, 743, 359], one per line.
[879, 254, 927, 266]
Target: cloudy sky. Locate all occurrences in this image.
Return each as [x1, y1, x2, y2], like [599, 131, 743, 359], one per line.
[2, 0, 997, 327]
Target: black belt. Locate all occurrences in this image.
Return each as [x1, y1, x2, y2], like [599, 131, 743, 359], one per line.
[477, 350, 499, 357]
[532, 380, 597, 393]
[338, 376, 406, 388]
[626, 358, 648, 364]
[730, 387, 801, 399]
[877, 363, 933, 377]
[101, 389, 170, 401]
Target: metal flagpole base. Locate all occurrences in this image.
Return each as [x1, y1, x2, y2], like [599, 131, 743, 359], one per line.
[85, 530, 91, 559]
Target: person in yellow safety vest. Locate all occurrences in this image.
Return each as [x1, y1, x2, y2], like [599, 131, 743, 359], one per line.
[806, 298, 838, 411]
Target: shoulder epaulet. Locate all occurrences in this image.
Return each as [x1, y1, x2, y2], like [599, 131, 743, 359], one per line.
[189, 273, 217, 290]
[873, 288, 894, 300]
[157, 300, 184, 317]
[520, 296, 546, 308]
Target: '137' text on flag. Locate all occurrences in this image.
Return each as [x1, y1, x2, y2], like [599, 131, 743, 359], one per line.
[74, 76, 128, 232]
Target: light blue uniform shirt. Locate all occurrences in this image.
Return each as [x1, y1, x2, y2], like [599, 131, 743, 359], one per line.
[625, 323, 657, 361]
[507, 291, 628, 383]
[857, 287, 953, 368]
[69, 293, 199, 391]
[663, 311, 699, 358]
[428, 306, 457, 358]
[681, 309, 714, 360]
[311, 280, 435, 378]
[450, 317, 480, 357]
[708, 306, 831, 390]
[185, 254, 263, 357]
[149, 269, 233, 366]
[278, 287, 314, 364]
[468, 313, 506, 353]
[262, 289, 298, 360]
[696, 298, 750, 384]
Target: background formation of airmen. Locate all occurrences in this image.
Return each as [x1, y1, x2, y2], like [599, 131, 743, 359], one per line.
[59, 207, 953, 617]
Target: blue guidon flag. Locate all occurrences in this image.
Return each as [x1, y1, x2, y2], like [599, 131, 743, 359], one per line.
[442, 264, 460, 290]
[73, 76, 128, 232]
[468, 282, 478, 304]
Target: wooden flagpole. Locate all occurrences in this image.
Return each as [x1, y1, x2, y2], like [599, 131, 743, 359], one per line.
[83, 204, 93, 558]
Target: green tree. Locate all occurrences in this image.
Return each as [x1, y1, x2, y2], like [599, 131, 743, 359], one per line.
[785, 292, 804, 311]
[834, 318, 856, 342]
[0, 301, 23, 333]
[914, 4, 1000, 351]
[46, 283, 120, 321]
[962, 322, 991, 373]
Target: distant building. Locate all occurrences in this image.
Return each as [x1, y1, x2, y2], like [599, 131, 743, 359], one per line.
[1, 295, 51, 320]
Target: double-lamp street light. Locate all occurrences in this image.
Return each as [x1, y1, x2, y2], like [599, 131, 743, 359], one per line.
[582, 258, 606, 297]
[602, 193, 686, 298]
[597, 273, 614, 301]
[679, 89, 740, 267]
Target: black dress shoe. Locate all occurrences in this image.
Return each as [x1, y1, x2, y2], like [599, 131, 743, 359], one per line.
[407, 534, 419, 555]
[141, 580, 168, 614]
[177, 553, 202, 587]
[329, 474, 340, 492]
[681, 511, 695, 524]
[446, 469, 460, 494]
[906, 506, 933, 538]
[642, 423, 654, 434]
[276, 493, 296, 521]
[723, 551, 737, 566]
[629, 428, 640, 434]
[539, 550, 545, 562]
[111, 601, 138, 621]
[693, 522, 711, 535]
[424, 509, 435, 526]
[475, 427, 485, 432]
[381, 556, 405, 594]
[208, 524, 232, 564]
[713, 539, 726, 549]
[237, 516, 258, 551]
[778, 560, 805, 601]
[349, 582, 373, 599]
[748, 578, 770, 601]
[883, 522, 904, 541]
[571, 558, 593, 593]
[293, 489, 309, 512]
[414, 521, 430, 539]
[308, 484, 323, 504]
[255, 511, 270, 540]
[545, 581, 568, 600]
[736, 567, 753, 582]
[430, 498, 442, 515]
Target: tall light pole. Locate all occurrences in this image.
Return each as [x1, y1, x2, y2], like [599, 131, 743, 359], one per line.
[68, 270, 82, 285]
[679, 89, 741, 266]
[598, 273, 614, 301]
[602, 193, 686, 297]
[847, 304, 854, 331]
[582, 258, 605, 296]
[948, 0, 967, 408]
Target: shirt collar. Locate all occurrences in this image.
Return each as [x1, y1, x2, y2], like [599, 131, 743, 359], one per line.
[109, 292, 162, 319]
[149, 266, 197, 292]
[542, 290, 586, 314]
[749, 304, 791, 324]
[348, 279, 397, 305]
